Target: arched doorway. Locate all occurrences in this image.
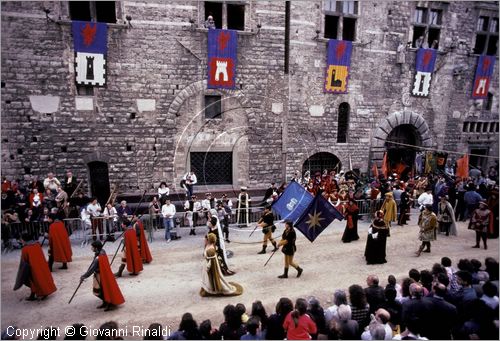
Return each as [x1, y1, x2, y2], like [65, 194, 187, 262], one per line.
[88, 161, 110, 207]
[302, 152, 342, 176]
[385, 124, 422, 178]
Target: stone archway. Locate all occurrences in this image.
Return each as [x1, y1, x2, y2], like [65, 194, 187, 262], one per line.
[370, 111, 433, 176]
[302, 152, 342, 176]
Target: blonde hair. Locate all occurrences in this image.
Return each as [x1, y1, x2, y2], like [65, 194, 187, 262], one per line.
[207, 233, 217, 244]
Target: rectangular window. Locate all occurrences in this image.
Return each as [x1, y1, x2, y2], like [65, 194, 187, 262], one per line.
[190, 152, 233, 185]
[324, 1, 357, 40]
[482, 122, 489, 133]
[69, 1, 116, 23]
[415, 7, 427, 24]
[205, 1, 223, 29]
[474, 15, 498, 55]
[227, 3, 245, 31]
[204, 95, 222, 119]
[429, 9, 442, 25]
[476, 122, 482, 133]
[76, 84, 94, 96]
[463, 122, 469, 132]
[324, 15, 339, 39]
[469, 122, 476, 132]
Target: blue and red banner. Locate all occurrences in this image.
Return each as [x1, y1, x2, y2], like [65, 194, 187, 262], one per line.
[412, 48, 437, 97]
[324, 40, 353, 93]
[472, 55, 496, 99]
[72, 21, 107, 86]
[207, 29, 237, 89]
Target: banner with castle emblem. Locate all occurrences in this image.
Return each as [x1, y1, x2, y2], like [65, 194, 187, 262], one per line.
[411, 48, 437, 97]
[207, 29, 237, 89]
[324, 40, 353, 93]
[72, 21, 107, 86]
[472, 55, 496, 99]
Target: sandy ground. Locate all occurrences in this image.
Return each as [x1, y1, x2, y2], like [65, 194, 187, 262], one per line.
[1, 210, 498, 339]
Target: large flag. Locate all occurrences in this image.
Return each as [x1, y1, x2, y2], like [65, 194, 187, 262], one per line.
[372, 162, 379, 178]
[272, 181, 314, 223]
[207, 29, 237, 89]
[72, 21, 107, 86]
[381, 152, 388, 178]
[294, 193, 344, 242]
[412, 48, 437, 97]
[456, 154, 469, 179]
[324, 40, 353, 93]
[472, 55, 496, 99]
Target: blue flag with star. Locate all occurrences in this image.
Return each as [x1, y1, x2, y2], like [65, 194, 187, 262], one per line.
[294, 193, 344, 242]
[271, 181, 314, 223]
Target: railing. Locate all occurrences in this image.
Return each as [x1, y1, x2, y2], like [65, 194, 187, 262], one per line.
[1, 198, 399, 250]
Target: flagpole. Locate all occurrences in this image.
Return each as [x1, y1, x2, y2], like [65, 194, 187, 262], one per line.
[264, 249, 278, 267]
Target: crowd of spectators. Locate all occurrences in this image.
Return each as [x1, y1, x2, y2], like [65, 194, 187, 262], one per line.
[3, 256, 497, 340]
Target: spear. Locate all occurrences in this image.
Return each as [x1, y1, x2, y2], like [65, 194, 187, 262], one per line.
[264, 248, 278, 267]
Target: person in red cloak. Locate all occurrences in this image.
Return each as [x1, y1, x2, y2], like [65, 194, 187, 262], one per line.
[341, 198, 360, 243]
[80, 240, 124, 311]
[14, 233, 57, 301]
[47, 219, 72, 271]
[133, 218, 153, 264]
[114, 220, 143, 277]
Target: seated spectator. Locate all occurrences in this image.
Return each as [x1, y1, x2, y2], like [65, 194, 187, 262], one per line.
[441, 256, 460, 294]
[250, 301, 268, 337]
[419, 270, 433, 294]
[328, 304, 359, 340]
[236, 303, 249, 324]
[219, 305, 246, 340]
[240, 317, 262, 340]
[283, 298, 317, 340]
[64, 323, 86, 340]
[266, 297, 293, 340]
[398, 277, 415, 304]
[361, 308, 392, 340]
[168, 313, 201, 340]
[199, 320, 220, 340]
[480, 281, 499, 310]
[484, 257, 499, 281]
[365, 275, 386, 314]
[349, 284, 370, 331]
[470, 259, 490, 284]
[408, 269, 420, 283]
[381, 286, 402, 332]
[324, 289, 348, 325]
[454, 299, 498, 340]
[306, 297, 326, 338]
[385, 274, 402, 299]
[143, 323, 163, 340]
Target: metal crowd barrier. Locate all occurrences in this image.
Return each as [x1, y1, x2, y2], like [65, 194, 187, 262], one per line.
[1, 198, 402, 249]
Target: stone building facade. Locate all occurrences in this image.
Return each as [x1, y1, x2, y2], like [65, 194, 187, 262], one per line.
[1, 1, 498, 201]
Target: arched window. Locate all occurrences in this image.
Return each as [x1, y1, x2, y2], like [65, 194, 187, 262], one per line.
[337, 102, 350, 143]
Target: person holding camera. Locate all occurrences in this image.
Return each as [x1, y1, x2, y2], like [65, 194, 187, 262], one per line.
[257, 205, 278, 254]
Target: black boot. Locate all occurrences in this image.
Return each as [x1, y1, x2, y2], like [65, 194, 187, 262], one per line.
[48, 257, 54, 272]
[296, 267, 303, 278]
[59, 263, 68, 270]
[97, 301, 107, 309]
[26, 292, 37, 301]
[272, 241, 279, 252]
[114, 264, 125, 278]
[258, 245, 267, 254]
[423, 243, 431, 253]
[278, 268, 289, 278]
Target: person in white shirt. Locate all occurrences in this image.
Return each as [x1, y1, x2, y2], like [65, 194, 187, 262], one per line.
[157, 181, 170, 206]
[201, 193, 212, 220]
[86, 198, 103, 241]
[417, 187, 433, 211]
[43, 172, 61, 194]
[103, 203, 118, 239]
[161, 198, 176, 242]
[183, 171, 197, 199]
[360, 309, 393, 340]
[184, 196, 195, 235]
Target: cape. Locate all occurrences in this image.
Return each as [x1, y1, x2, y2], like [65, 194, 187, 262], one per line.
[98, 253, 125, 305]
[124, 229, 143, 274]
[136, 221, 153, 263]
[18, 243, 57, 296]
[48, 221, 72, 262]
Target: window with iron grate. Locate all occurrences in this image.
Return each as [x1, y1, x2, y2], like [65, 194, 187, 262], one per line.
[190, 152, 233, 185]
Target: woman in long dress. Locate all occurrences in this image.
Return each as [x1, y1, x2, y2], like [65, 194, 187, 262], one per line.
[437, 195, 457, 236]
[341, 198, 360, 243]
[200, 233, 243, 297]
[364, 211, 389, 264]
[207, 209, 235, 276]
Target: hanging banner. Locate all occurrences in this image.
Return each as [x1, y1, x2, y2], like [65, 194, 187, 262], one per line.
[72, 21, 107, 86]
[324, 40, 353, 93]
[472, 55, 496, 99]
[411, 48, 437, 97]
[207, 29, 237, 89]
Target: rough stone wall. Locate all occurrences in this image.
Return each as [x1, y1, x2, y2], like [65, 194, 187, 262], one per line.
[1, 1, 498, 195]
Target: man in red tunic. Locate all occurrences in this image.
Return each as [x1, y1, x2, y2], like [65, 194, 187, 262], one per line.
[80, 240, 125, 311]
[114, 220, 143, 277]
[133, 218, 153, 264]
[14, 233, 57, 301]
[47, 219, 72, 271]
